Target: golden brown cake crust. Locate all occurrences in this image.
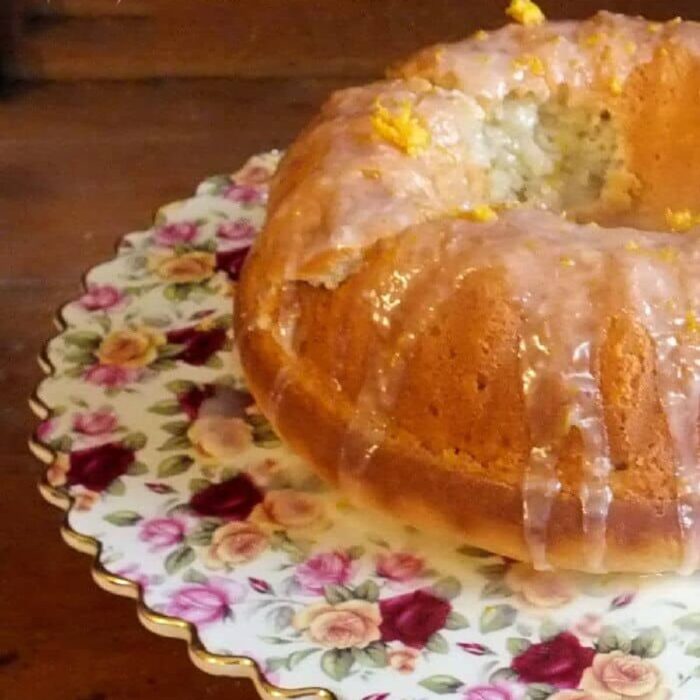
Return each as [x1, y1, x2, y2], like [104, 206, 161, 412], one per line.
[236, 12, 700, 573]
[238, 238, 682, 573]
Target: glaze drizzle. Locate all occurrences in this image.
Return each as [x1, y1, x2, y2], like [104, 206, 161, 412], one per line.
[243, 12, 700, 572]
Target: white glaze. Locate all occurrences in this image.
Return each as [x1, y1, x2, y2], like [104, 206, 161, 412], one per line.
[254, 12, 700, 572]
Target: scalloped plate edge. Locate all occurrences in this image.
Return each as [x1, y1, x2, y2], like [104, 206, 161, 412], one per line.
[28, 219, 337, 700]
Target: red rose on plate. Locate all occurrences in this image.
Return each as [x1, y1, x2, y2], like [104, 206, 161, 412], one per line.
[511, 632, 595, 688]
[215, 247, 250, 281]
[379, 589, 451, 649]
[67, 442, 135, 492]
[189, 474, 263, 520]
[166, 326, 226, 366]
[177, 384, 216, 420]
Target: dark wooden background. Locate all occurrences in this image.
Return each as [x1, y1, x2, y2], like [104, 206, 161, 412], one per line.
[2, 1, 698, 699]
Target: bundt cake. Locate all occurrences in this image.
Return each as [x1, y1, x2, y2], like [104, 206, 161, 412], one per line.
[235, 4, 700, 574]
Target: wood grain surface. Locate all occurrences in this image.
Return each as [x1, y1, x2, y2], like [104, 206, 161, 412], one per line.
[5, 0, 700, 80]
[3, 2, 700, 698]
[0, 76, 353, 700]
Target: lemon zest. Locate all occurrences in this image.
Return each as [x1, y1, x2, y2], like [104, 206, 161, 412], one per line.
[665, 208, 700, 233]
[559, 256, 576, 268]
[474, 29, 489, 41]
[512, 54, 546, 76]
[505, 0, 545, 27]
[453, 205, 499, 223]
[583, 32, 605, 47]
[609, 76, 624, 96]
[371, 100, 430, 157]
[686, 310, 700, 334]
[658, 246, 678, 264]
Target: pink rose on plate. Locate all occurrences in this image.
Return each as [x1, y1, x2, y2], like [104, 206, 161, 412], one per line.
[67, 442, 135, 492]
[79, 284, 124, 311]
[36, 418, 57, 442]
[217, 219, 257, 246]
[463, 682, 525, 700]
[72, 408, 118, 436]
[376, 551, 424, 582]
[139, 517, 186, 552]
[295, 551, 352, 594]
[224, 183, 265, 204]
[83, 364, 141, 388]
[153, 221, 199, 246]
[233, 163, 271, 185]
[165, 580, 245, 625]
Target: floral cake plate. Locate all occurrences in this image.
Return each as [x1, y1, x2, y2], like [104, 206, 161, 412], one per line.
[30, 151, 700, 700]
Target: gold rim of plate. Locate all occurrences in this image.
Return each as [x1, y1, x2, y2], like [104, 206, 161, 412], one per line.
[28, 254, 336, 700]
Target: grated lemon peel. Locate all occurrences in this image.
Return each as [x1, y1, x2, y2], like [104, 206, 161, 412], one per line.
[513, 54, 546, 76]
[609, 76, 624, 95]
[506, 0, 545, 26]
[452, 204, 499, 223]
[665, 208, 700, 233]
[371, 99, 430, 157]
[686, 310, 700, 334]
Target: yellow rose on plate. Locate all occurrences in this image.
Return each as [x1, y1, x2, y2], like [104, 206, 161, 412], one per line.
[293, 600, 381, 649]
[95, 327, 165, 368]
[46, 454, 70, 487]
[250, 489, 327, 534]
[505, 562, 577, 608]
[204, 521, 268, 569]
[581, 651, 670, 700]
[245, 458, 284, 489]
[73, 489, 100, 512]
[149, 251, 216, 283]
[187, 415, 253, 463]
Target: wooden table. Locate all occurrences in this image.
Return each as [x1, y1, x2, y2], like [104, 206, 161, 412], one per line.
[2, 2, 699, 698]
[0, 77, 355, 700]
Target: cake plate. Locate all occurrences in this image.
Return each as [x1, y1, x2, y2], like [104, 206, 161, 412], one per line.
[30, 152, 700, 700]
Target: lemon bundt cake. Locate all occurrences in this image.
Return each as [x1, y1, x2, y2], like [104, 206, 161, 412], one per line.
[236, 6, 700, 573]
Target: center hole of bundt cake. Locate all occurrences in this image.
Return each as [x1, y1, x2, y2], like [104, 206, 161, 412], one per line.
[481, 92, 620, 219]
[484, 44, 700, 231]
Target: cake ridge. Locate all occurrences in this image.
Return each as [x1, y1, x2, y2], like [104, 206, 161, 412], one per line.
[237, 10, 700, 573]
